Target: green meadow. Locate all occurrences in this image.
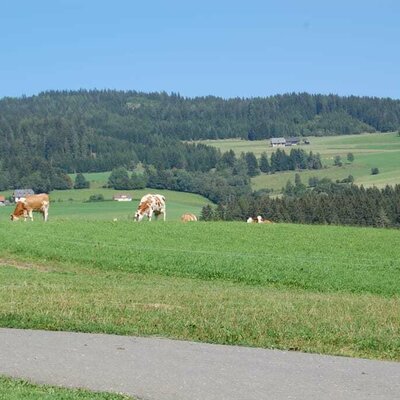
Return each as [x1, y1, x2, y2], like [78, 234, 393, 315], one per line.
[199, 132, 400, 192]
[0, 188, 211, 222]
[0, 221, 399, 361]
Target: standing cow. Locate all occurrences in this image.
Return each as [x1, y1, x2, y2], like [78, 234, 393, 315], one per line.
[10, 193, 50, 222]
[134, 194, 166, 221]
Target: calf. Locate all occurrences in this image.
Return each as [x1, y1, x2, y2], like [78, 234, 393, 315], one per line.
[181, 213, 197, 222]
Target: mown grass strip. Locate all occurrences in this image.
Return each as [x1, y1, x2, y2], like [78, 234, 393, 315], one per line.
[0, 376, 133, 400]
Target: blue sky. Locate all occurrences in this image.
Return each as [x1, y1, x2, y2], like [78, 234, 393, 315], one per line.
[1, 0, 399, 99]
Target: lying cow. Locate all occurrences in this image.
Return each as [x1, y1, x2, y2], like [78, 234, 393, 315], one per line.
[247, 215, 273, 224]
[10, 193, 50, 222]
[181, 213, 197, 222]
[134, 194, 166, 221]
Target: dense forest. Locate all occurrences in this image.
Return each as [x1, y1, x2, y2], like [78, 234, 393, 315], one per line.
[201, 178, 400, 229]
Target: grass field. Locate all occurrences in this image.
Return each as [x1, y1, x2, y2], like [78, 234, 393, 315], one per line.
[0, 221, 399, 360]
[199, 132, 400, 192]
[0, 376, 133, 399]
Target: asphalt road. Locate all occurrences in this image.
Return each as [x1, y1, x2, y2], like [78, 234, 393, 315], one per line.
[0, 328, 399, 400]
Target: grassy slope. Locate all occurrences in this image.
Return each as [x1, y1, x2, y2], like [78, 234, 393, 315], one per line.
[199, 132, 400, 192]
[0, 221, 399, 360]
[0, 376, 132, 400]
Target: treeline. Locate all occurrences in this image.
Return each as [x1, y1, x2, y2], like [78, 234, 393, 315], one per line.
[1, 90, 400, 183]
[201, 179, 400, 229]
[0, 142, 221, 191]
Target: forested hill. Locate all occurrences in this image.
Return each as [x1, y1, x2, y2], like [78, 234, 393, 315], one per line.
[2, 90, 400, 141]
[1, 90, 400, 177]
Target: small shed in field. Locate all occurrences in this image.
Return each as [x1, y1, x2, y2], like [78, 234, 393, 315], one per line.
[285, 137, 300, 146]
[113, 194, 133, 202]
[270, 137, 286, 147]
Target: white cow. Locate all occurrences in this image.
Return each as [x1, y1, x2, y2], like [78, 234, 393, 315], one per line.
[134, 194, 166, 221]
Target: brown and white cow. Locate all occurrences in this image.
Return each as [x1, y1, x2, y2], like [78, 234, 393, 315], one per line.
[10, 193, 50, 222]
[181, 213, 197, 222]
[134, 194, 166, 221]
[247, 215, 273, 224]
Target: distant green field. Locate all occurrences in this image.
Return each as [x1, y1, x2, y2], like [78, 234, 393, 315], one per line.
[0, 188, 211, 221]
[199, 132, 400, 192]
[68, 171, 113, 189]
[0, 221, 399, 360]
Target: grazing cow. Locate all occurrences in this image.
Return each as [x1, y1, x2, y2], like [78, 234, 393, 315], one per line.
[134, 194, 166, 221]
[181, 213, 197, 222]
[10, 193, 50, 222]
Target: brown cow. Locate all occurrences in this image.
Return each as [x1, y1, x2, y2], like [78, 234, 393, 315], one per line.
[10, 193, 50, 222]
[256, 215, 274, 224]
[181, 213, 197, 222]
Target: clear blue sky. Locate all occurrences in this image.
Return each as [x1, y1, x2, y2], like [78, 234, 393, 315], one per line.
[1, 0, 399, 99]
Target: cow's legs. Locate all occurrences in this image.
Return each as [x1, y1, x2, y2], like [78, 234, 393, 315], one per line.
[28, 210, 33, 222]
[43, 203, 49, 222]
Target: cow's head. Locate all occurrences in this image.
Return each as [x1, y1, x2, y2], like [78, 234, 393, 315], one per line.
[10, 202, 26, 221]
[134, 211, 144, 222]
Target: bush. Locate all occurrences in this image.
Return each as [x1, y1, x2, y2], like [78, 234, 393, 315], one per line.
[74, 173, 90, 189]
[334, 155, 343, 167]
[371, 167, 380, 175]
[87, 194, 104, 202]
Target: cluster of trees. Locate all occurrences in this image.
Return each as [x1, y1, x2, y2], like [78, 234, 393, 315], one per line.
[107, 167, 147, 190]
[259, 148, 322, 174]
[107, 162, 252, 203]
[1, 90, 400, 190]
[0, 157, 73, 193]
[202, 179, 400, 229]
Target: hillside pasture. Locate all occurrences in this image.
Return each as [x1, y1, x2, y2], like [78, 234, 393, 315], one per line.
[0, 221, 399, 361]
[199, 132, 400, 192]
